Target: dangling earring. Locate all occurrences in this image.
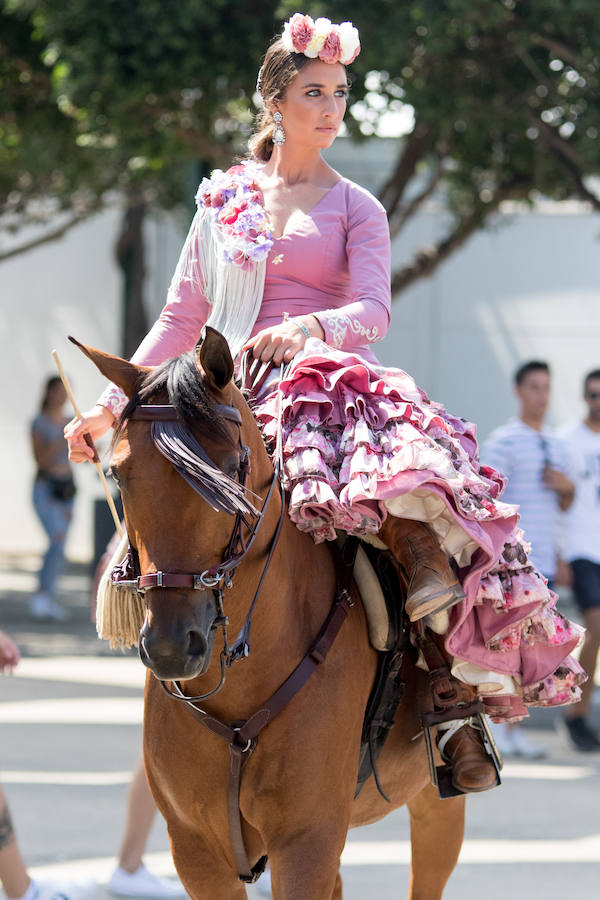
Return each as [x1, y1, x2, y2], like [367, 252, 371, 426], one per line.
[272, 110, 286, 147]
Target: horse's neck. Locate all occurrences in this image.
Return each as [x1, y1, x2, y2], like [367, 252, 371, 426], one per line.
[193, 490, 336, 717]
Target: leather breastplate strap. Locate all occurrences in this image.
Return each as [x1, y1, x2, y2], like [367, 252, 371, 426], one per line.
[165, 548, 357, 883]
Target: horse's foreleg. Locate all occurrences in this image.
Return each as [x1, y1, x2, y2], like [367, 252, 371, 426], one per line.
[407, 783, 465, 900]
[166, 825, 247, 900]
[269, 836, 344, 899]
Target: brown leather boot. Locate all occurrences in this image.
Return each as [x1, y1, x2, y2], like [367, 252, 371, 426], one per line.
[379, 518, 464, 621]
[437, 719, 499, 793]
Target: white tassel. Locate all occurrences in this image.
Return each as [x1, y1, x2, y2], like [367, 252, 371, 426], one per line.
[96, 531, 145, 651]
[171, 205, 267, 360]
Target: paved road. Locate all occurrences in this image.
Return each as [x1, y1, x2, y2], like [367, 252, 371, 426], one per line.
[1, 554, 599, 899]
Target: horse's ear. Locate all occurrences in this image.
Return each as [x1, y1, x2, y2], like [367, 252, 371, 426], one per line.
[197, 326, 234, 391]
[68, 336, 151, 398]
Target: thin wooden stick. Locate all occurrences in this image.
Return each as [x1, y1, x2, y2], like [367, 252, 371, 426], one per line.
[52, 349, 124, 538]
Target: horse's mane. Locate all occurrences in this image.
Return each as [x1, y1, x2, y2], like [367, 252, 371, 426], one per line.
[117, 351, 232, 443]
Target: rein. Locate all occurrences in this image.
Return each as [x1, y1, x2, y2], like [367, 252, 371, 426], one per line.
[111, 385, 357, 882]
[111, 398, 285, 699]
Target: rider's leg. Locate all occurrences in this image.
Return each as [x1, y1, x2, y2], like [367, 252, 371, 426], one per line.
[379, 516, 464, 621]
[417, 628, 499, 794]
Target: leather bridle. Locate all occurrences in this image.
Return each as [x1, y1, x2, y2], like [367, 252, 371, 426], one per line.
[111, 398, 285, 701]
[111, 388, 356, 884]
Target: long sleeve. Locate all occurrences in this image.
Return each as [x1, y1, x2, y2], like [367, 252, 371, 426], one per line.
[97, 216, 210, 418]
[315, 190, 391, 351]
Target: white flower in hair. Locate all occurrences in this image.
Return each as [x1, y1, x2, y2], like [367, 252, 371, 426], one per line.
[305, 16, 332, 57]
[339, 21, 360, 64]
[281, 20, 295, 53]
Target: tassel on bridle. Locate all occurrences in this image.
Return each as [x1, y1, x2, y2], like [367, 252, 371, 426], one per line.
[96, 530, 145, 650]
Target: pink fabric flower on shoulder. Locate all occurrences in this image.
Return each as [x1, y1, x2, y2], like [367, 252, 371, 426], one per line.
[319, 26, 342, 64]
[283, 13, 315, 53]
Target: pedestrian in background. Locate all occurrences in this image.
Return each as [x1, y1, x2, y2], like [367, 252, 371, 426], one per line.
[0, 629, 89, 900]
[559, 369, 600, 751]
[30, 376, 76, 621]
[482, 360, 574, 758]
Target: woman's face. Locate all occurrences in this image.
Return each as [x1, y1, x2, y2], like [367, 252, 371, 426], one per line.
[275, 59, 348, 151]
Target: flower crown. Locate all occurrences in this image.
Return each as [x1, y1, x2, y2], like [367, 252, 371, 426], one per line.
[281, 13, 360, 65]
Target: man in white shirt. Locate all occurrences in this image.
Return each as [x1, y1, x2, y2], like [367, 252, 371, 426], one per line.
[482, 360, 574, 758]
[560, 369, 600, 751]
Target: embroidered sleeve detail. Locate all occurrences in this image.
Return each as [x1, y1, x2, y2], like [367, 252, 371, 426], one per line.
[97, 383, 128, 419]
[322, 311, 379, 349]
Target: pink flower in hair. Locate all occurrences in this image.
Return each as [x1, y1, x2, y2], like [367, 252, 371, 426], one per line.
[319, 27, 342, 64]
[286, 13, 315, 53]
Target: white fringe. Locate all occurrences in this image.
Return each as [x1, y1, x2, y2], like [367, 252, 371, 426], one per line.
[171, 207, 267, 360]
[96, 531, 145, 651]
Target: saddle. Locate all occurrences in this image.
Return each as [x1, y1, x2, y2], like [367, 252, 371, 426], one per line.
[347, 537, 501, 801]
[339, 537, 411, 801]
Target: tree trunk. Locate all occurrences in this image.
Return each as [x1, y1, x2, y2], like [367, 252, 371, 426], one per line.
[115, 200, 148, 359]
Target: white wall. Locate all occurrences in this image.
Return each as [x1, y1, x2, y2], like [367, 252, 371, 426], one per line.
[2, 139, 599, 559]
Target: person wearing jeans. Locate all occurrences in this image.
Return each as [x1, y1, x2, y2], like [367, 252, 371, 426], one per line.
[30, 377, 76, 621]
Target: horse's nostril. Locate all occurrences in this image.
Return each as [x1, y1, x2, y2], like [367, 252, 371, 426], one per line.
[187, 629, 207, 658]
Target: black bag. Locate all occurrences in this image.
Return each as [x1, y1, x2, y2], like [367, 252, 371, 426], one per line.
[48, 475, 77, 502]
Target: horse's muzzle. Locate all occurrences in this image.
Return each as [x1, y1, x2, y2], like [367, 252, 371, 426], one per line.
[138, 597, 218, 681]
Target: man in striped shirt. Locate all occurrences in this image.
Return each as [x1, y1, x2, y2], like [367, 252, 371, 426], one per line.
[482, 360, 574, 757]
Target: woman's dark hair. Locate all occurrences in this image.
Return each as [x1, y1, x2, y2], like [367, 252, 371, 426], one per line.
[40, 375, 64, 412]
[248, 38, 313, 162]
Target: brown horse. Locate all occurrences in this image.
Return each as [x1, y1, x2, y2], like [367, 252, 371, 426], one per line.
[73, 329, 465, 900]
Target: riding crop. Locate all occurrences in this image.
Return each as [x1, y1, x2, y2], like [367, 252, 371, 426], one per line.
[51, 349, 123, 538]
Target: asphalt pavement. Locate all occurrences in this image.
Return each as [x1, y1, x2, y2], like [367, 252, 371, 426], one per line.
[1, 553, 599, 899]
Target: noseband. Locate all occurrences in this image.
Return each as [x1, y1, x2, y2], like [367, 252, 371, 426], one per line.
[111, 398, 285, 700]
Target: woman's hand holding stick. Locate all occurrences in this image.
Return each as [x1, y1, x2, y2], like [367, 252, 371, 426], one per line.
[52, 349, 123, 538]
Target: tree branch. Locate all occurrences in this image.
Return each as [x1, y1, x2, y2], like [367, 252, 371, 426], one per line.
[388, 154, 443, 238]
[377, 122, 433, 219]
[537, 123, 600, 210]
[529, 33, 585, 71]
[390, 181, 527, 297]
[0, 207, 100, 262]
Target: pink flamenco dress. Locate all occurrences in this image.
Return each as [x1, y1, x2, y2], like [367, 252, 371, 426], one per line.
[99, 165, 585, 724]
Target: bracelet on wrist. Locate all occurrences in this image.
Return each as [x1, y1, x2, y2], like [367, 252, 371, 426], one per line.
[293, 319, 311, 341]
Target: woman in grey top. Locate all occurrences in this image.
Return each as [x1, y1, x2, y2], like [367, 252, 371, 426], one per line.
[30, 376, 76, 621]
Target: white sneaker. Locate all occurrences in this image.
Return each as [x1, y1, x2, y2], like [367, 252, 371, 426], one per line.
[29, 878, 96, 900]
[256, 869, 272, 897]
[510, 726, 546, 759]
[29, 592, 52, 619]
[107, 865, 186, 899]
[29, 594, 68, 622]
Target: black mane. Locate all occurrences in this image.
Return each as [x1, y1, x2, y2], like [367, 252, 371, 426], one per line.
[118, 351, 232, 442]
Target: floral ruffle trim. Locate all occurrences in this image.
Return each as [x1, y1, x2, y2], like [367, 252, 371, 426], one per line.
[255, 350, 512, 544]
[476, 530, 585, 654]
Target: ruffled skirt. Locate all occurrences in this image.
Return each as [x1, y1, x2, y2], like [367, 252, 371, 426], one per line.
[250, 340, 585, 723]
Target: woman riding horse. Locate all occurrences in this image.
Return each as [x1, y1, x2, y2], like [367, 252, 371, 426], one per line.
[66, 13, 584, 795]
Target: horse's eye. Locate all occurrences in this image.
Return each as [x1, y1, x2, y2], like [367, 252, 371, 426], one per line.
[108, 467, 121, 486]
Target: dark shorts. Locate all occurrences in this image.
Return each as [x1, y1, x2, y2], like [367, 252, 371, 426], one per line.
[571, 559, 600, 612]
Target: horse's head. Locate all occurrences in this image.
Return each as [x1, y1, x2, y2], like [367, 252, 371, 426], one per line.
[72, 328, 266, 682]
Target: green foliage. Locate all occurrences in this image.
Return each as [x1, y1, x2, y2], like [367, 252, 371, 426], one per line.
[2, 0, 600, 286]
[282, 0, 600, 220]
[1, 0, 279, 224]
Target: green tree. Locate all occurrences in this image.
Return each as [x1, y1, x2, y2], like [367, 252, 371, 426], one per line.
[292, 0, 600, 293]
[1, 0, 279, 351]
[3, 0, 600, 344]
